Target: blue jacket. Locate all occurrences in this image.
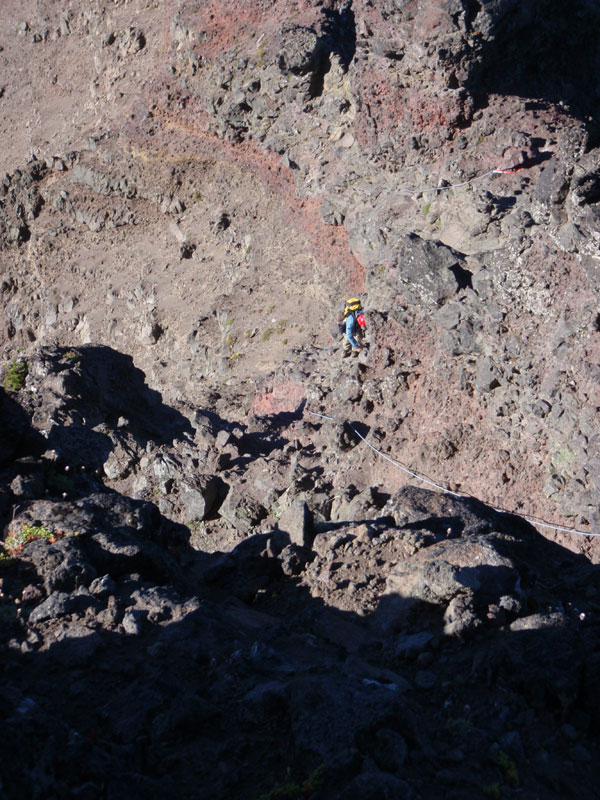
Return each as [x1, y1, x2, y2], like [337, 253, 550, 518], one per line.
[345, 313, 362, 350]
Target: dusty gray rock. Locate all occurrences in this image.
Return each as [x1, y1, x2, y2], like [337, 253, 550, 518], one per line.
[28, 591, 73, 623]
[218, 485, 266, 533]
[122, 608, 146, 635]
[18, 538, 97, 594]
[278, 497, 313, 548]
[179, 476, 219, 522]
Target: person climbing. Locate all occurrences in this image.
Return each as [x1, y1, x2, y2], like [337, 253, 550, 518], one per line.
[341, 297, 367, 357]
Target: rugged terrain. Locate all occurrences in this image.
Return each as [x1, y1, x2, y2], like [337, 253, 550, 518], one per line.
[2, 1, 600, 798]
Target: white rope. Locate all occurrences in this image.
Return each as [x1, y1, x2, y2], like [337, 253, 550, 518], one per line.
[305, 409, 600, 539]
[398, 167, 522, 197]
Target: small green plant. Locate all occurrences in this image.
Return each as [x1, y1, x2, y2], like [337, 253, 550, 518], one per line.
[483, 783, 501, 799]
[282, 339, 288, 345]
[257, 765, 325, 800]
[243, 329, 253, 338]
[255, 36, 268, 65]
[228, 352, 242, 364]
[4, 524, 55, 552]
[0, 550, 16, 568]
[302, 765, 325, 794]
[225, 333, 236, 349]
[257, 783, 299, 800]
[3, 359, 28, 391]
[444, 717, 473, 737]
[261, 327, 275, 342]
[3, 524, 80, 554]
[374, 264, 386, 277]
[423, 202, 431, 216]
[276, 319, 287, 335]
[63, 349, 81, 361]
[497, 749, 519, 787]
[225, 317, 234, 326]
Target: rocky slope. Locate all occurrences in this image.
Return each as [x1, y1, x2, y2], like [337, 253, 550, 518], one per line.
[1, 0, 600, 543]
[2, 343, 600, 800]
[2, 1, 600, 798]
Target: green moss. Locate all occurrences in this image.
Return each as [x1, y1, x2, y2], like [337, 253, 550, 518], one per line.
[550, 442, 576, 471]
[3, 359, 28, 391]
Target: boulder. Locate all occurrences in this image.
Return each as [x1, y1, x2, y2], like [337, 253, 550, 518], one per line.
[369, 234, 461, 313]
[278, 498, 313, 548]
[179, 476, 219, 522]
[218, 486, 266, 533]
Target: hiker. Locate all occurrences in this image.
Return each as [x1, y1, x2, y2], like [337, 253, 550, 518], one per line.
[341, 297, 367, 357]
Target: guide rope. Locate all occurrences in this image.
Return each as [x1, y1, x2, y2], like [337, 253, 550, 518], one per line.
[305, 409, 600, 539]
[399, 166, 524, 197]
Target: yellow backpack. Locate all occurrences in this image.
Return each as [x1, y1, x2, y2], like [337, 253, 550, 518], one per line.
[338, 298, 362, 334]
[343, 298, 362, 318]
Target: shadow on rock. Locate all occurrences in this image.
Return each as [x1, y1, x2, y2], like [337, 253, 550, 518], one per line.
[466, 0, 600, 140]
[2, 480, 600, 799]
